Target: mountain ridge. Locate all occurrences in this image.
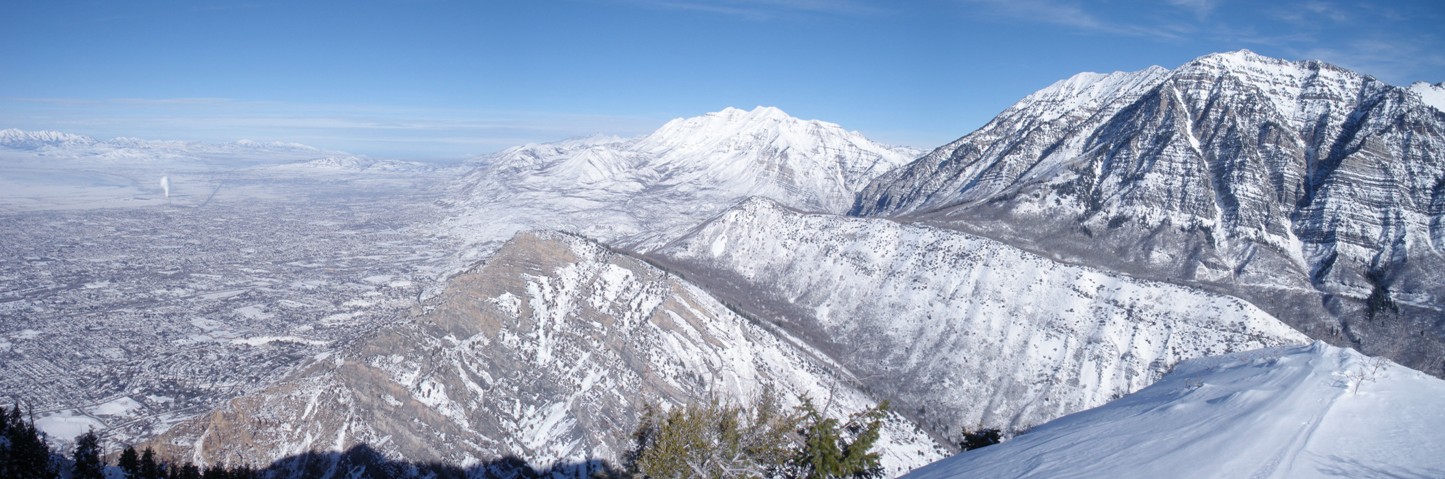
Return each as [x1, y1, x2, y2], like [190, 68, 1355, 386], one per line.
[852, 50, 1445, 375]
[653, 195, 1307, 440]
[141, 230, 949, 475]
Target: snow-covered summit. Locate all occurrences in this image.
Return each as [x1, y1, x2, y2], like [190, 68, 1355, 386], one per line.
[442, 106, 919, 260]
[905, 342, 1445, 478]
[638, 105, 847, 153]
[1009, 66, 1170, 123]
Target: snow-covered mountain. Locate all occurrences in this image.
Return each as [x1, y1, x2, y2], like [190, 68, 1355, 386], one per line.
[653, 197, 1307, 440]
[0, 128, 99, 149]
[904, 342, 1445, 478]
[0, 128, 323, 159]
[144, 231, 948, 476]
[441, 106, 919, 263]
[852, 50, 1445, 375]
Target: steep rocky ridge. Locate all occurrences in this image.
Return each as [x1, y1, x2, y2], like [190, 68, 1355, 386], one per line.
[143, 231, 948, 475]
[853, 51, 1445, 374]
[653, 197, 1307, 441]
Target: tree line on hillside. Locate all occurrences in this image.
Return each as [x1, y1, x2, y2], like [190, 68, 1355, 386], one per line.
[1, 403, 260, 479]
[2, 390, 997, 479]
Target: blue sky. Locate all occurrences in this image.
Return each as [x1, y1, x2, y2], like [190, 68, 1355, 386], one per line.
[3, 0, 1442, 160]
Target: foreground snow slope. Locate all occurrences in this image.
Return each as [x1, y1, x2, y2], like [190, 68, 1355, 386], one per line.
[905, 342, 1445, 479]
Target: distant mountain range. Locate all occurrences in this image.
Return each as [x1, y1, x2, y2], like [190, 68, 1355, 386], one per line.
[0, 128, 321, 154]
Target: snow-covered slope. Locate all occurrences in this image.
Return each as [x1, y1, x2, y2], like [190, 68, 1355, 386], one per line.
[853, 50, 1445, 375]
[1412, 81, 1445, 112]
[144, 231, 948, 476]
[905, 342, 1445, 479]
[655, 197, 1307, 440]
[441, 107, 918, 263]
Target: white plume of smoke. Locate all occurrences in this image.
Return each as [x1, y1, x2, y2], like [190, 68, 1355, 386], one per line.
[160, 176, 170, 199]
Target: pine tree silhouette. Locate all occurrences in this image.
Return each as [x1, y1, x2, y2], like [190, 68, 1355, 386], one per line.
[72, 430, 106, 479]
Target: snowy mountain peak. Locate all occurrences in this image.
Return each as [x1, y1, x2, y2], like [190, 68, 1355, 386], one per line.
[1026, 66, 1170, 102]
[1009, 66, 1170, 123]
[1186, 48, 1283, 68]
[637, 106, 860, 155]
[446, 107, 919, 255]
[710, 105, 792, 121]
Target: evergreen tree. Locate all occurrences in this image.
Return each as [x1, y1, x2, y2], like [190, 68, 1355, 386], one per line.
[0, 405, 11, 478]
[628, 390, 801, 479]
[177, 461, 202, 479]
[790, 399, 886, 479]
[140, 447, 162, 479]
[119, 446, 141, 478]
[836, 403, 885, 478]
[795, 403, 843, 479]
[960, 428, 1001, 451]
[72, 430, 106, 479]
[4, 404, 58, 479]
[171, 463, 203, 479]
[627, 392, 886, 479]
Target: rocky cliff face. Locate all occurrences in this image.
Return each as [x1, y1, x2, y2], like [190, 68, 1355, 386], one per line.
[145, 231, 947, 476]
[654, 198, 1307, 439]
[853, 50, 1445, 374]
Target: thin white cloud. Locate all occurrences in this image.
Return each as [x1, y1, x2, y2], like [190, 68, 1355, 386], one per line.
[622, 0, 882, 20]
[1243, 1, 1444, 84]
[952, 0, 1442, 84]
[1165, 0, 1221, 18]
[956, 0, 1188, 40]
[1296, 39, 1445, 85]
[1300, 1, 1350, 22]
